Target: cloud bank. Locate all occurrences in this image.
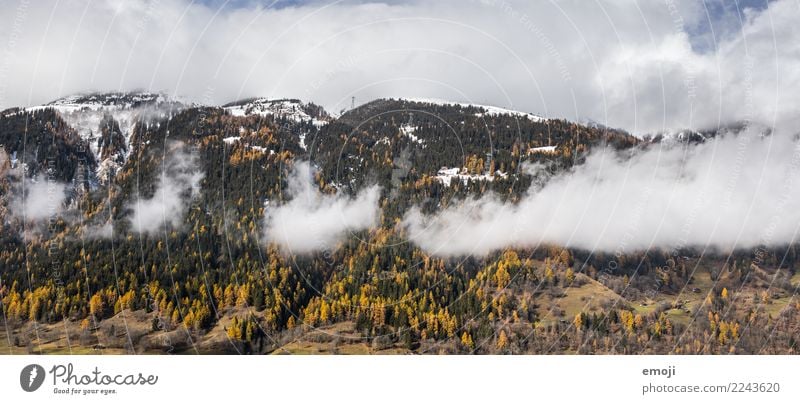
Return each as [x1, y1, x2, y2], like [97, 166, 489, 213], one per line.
[403, 126, 800, 256]
[129, 143, 203, 234]
[264, 161, 381, 253]
[0, 0, 797, 134]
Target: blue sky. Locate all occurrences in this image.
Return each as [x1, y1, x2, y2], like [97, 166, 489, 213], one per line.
[688, 0, 772, 52]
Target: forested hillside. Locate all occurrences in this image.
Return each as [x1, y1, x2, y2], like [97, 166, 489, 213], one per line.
[0, 94, 798, 355]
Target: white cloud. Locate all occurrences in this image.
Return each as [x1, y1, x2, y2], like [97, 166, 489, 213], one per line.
[403, 125, 800, 256]
[0, 0, 795, 134]
[11, 176, 68, 221]
[83, 221, 114, 239]
[264, 160, 381, 253]
[128, 142, 203, 234]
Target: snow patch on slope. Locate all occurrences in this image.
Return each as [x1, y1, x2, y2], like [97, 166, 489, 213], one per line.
[399, 124, 424, 146]
[222, 136, 274, 155]
[435, 167, 507, 187]
[528, 145, 557, 154]
[401, 98, 545, 123]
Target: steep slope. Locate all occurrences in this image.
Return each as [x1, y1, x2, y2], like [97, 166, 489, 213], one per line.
[26, 91, 185, 184]
[0, 107, 95, 182]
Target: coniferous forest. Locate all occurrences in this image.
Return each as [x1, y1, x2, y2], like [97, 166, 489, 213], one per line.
[0, 96, 798, 355]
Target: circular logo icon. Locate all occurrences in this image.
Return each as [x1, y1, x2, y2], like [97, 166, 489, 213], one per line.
[20, 364, 45, 392]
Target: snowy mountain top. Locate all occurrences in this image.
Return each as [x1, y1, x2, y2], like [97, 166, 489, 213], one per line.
[43, 91, 182, 112]
[398, 97, 546, 123]
[223, 97, 330, 127]
[21, 92, 186, 178]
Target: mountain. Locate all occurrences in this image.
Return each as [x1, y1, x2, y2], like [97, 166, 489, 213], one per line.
[0, 91, 641, 236]
[22, 91, 186, 185]
[222, 97, 332, 150]
[223, 97, 330, 124]
[315, 97, 635, 192]
[30, 91, 184, 140]
[45, 91, 174, 109]
[0, 91, 796, 355]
